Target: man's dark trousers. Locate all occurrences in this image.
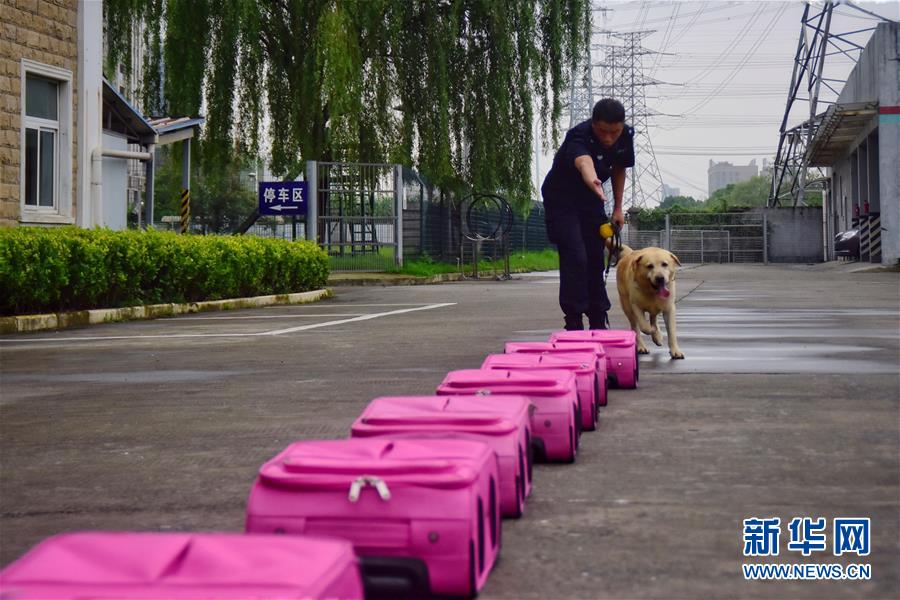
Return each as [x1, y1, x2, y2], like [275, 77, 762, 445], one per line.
[545, 206, 610, 329]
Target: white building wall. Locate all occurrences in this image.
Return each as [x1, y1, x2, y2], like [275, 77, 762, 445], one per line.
[101, 132, 128, 230]
[827, 22, 899, 265]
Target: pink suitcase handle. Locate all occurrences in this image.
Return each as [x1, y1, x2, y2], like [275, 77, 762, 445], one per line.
[280, 457, 458, 475]
[259, 466, 479, 491]
[488, 359, 592, 370]
[360, 414, 508, 427]
[443, 379, 559, 389]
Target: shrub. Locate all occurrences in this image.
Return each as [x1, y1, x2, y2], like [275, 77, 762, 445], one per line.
[0, 227, 329, 315]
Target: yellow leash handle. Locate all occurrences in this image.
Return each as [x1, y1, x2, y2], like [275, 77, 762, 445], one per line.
[598, 222, 615, 240]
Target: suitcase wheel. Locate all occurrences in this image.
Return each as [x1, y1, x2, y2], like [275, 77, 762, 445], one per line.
[513, 474, 524, 518]
[568, 426, 576, 463]
[525, 434, 534, 480]
[358, 556, 431, 600]
[530, 436, 547, 464]
[468, 541, 479, 599]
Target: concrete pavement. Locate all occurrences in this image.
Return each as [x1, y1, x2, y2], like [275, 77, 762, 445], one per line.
[0, 264, 897, 598]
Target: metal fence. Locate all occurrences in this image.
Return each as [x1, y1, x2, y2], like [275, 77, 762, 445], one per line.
[622, 229, 662, 250]
[625, 212, 766, 263]
[244, 219, 306, 240]
[307, 161, 403, 272]
[160, 198, 767, 267]
[401, 170, 554, 262]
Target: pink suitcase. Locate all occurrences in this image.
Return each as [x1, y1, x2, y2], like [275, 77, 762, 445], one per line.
[246, 438, 501, 598]
[550, 329, 639, 389]
[504, 341, 609, 407]
[351, 395, 533, 518]
[0, 532, 363, 599]
[436, 369, 579, 463]
[482, 352, 599, 432]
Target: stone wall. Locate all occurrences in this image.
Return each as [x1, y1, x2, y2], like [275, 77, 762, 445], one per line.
[0, 0, 79, 227]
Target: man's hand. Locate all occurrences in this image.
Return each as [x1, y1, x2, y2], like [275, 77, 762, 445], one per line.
[611, 208, 625, 228]
[574, 156, 608, 203]
[591, 179, 607, 203]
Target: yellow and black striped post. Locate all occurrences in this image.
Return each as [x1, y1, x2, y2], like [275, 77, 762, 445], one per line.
[859, 214, 870, 261]
[869, 213, 881, 263]
[180, 188, 190, 234]
[180, 138, 191, 234]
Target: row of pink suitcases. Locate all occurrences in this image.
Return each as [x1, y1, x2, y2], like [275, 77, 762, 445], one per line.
[0, 330, 638, 599]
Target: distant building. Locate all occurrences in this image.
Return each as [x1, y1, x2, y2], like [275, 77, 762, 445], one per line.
[661, 183, 680, 201]
[707, 159, 759, 196]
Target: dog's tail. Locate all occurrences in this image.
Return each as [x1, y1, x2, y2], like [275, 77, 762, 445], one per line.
[619, 243, 634, 257]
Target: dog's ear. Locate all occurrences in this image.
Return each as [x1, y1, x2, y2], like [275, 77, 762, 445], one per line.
[669, 252, 682, 266]
[632, 254, 642, 272]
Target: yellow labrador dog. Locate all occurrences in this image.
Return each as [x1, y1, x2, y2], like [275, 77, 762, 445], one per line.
[615, 245, 685, 359]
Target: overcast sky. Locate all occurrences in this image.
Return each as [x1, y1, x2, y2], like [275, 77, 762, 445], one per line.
[535, 0, 899, 203]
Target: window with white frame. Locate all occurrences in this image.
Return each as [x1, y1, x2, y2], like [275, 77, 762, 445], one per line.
[20, 60, 72, 223]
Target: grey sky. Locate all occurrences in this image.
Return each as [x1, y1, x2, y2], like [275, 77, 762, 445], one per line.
[534, 0, 899, 202]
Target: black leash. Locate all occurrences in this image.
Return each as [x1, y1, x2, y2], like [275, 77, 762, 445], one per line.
[604, 223, 622, 279]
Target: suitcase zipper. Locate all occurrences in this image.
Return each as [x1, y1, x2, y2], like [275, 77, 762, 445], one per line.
[348, 476, 392, 502]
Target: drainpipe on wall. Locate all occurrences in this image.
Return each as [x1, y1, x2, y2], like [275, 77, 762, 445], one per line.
[822, 184, 829, 261]
[91, 147, 103, 227]
[144, 145, 155, 227]
[76, 0, 103, 227]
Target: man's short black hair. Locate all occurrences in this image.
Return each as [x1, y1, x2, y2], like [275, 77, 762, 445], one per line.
[592, 98, 626, 123]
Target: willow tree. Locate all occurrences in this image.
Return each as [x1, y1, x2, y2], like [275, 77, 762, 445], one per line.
[105, 0, 588, 211]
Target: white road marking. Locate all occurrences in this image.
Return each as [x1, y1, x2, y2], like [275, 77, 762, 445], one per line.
[174, 313, 368, 320]
[264, 303, 457, 335]
[265, 303, 430, 308]
[0, 303, 457, 344]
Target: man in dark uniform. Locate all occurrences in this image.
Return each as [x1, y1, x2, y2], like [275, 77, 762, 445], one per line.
[541, 98, 634, 331]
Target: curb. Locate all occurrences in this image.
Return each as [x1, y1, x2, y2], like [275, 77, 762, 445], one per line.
[0, 289, 333, 335]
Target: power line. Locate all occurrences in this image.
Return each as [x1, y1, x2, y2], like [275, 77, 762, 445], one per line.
[680, 2, 790, 116]
[657, 166, 708, 197]
[649, 2, 680, 78]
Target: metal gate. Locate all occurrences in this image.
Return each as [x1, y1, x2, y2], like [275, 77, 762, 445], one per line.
[667, 212, 765, 263]
[669, 230, 733, 263]
[306, 161, 404, 271]
[624, 212, 767, 263]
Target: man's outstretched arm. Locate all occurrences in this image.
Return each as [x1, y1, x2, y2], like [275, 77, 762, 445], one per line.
[574, 155, 608, 204]
[611, 166, 626, 227]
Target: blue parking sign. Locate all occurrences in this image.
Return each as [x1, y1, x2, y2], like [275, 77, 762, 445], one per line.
[258, 181, 308, 216]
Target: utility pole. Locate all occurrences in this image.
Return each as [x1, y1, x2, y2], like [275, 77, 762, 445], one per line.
[596, 31, 665, 209]
[566, 3, 668, 210]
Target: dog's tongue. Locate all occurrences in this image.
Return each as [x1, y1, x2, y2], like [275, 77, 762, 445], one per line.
[658, 285, 670, 299]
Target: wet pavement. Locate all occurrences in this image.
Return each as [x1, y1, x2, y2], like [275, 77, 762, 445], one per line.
[0, 263, 898, 598]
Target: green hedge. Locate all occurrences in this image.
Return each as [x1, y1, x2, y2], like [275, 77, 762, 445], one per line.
[0, 227, 330, 315]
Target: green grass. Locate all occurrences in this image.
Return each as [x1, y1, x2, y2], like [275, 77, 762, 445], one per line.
[508, 249, 559, 272]
[386, 249, 559, 277]
[326, 246, 560, 276]
[328, 246, 395, 272]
